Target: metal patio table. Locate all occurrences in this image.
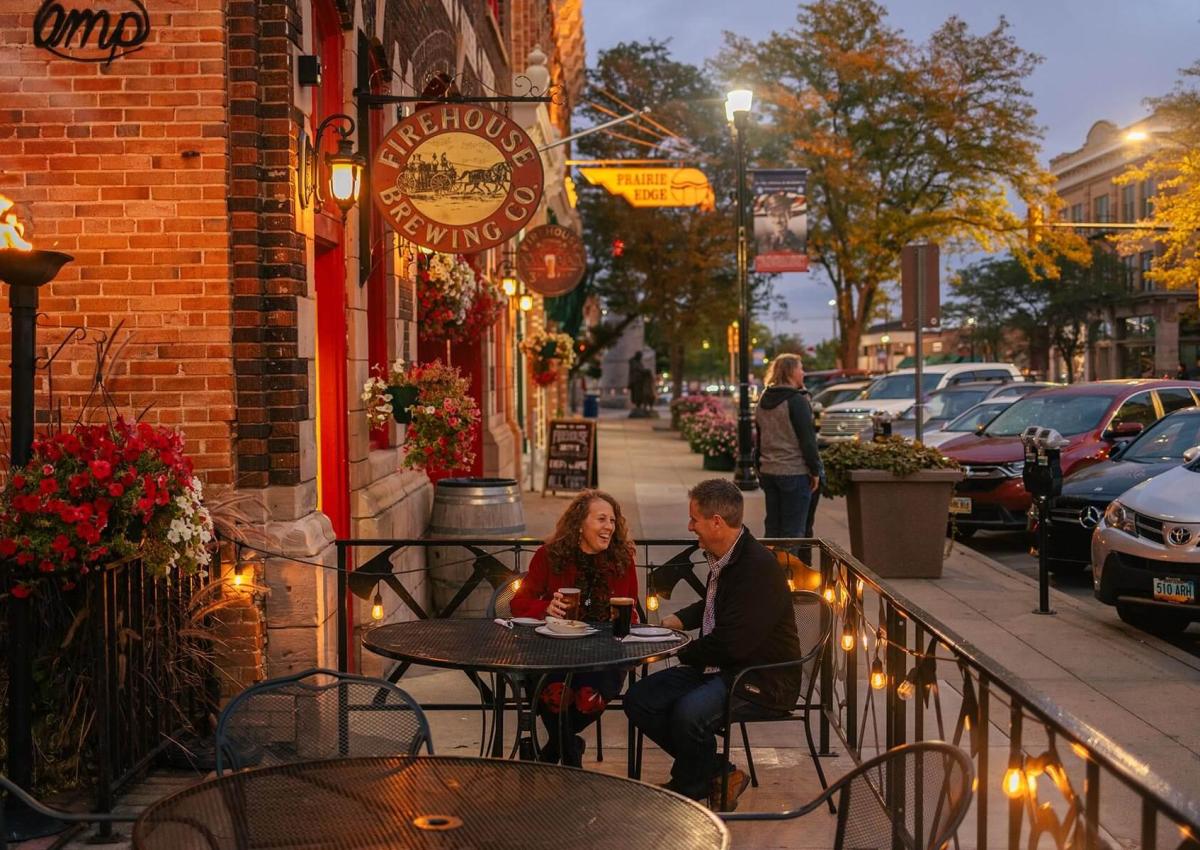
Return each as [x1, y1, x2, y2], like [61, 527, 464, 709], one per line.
[362, 619, 689, 769]
[131, 755, 730, 850]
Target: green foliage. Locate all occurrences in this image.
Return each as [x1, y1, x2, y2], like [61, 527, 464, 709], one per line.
[944, 245, 1128, 379]
[820, 436, 960, 498]
[714, 0, 1087, 368]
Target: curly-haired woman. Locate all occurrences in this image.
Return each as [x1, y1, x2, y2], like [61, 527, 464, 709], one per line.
[511, 489, 640, 766]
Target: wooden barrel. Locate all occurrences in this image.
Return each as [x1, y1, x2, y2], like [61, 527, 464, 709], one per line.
[427, 478, 527, 618]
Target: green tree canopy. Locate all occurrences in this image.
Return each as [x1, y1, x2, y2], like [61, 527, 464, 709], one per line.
[714, 0, 1086, 368]
[944, 245, 1127, 381]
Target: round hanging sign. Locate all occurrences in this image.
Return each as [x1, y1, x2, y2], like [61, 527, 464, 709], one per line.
[372, 104, 544, 254]
[516, 224, 587, 296]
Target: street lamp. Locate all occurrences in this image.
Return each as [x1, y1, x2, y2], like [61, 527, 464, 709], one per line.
[828, 297, 838, 341]
[725, 87, 757, 491]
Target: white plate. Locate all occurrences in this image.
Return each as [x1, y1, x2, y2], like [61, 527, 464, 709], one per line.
[535, 625, 598, 639]
[629, 626, 673, 637]
[510, 617, 544, 627]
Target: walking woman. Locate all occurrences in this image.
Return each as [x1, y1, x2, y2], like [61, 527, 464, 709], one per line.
[755, 353, 824, 549]
[510, 489, 639, 765]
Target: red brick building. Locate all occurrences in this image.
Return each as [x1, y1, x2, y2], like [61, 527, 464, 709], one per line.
[0, 0, 585, 684]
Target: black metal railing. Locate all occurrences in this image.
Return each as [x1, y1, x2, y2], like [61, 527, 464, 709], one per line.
[336, 535, 1200, 849]
[3, 557, 217, 833]
[815, 537, 1200, 850]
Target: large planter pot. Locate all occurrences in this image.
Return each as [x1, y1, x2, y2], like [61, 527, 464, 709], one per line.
[702, 452, 736, 471]
[845, 468, 964, 578]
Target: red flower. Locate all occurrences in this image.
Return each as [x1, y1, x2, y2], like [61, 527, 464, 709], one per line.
[38, 560, 55, 573]
[41, 463, 54, 476]
[15, 552, 33, 566]
[108, 482, 124, 498]
[39, 478, 58, 495]
[89, 460, 112, 480]
[10, 584, 31, 599]
[11, 474, 25, 490]
[51, 534, 70, 553]
[0, 538, 16, 557]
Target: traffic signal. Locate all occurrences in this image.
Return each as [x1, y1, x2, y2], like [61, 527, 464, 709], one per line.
[611, 238, 625, 257]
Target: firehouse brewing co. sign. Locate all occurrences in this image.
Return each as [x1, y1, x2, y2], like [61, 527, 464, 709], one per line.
[372, 104, 544, 253]
[33, 0, 151, 64]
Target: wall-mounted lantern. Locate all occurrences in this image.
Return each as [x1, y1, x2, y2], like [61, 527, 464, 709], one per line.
[298, 113, 365, 220]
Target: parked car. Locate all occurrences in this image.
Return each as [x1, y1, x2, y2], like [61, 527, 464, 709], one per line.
[886, 383, 1010, 442]
[1092, 444, 1200, 634]
[818, 363, 1022, 445]
[940, 380, 1200, 535]
[1038, 408, 1200, 574]
[987, 381, 1062, 400]
[811, 380, 870, 428]
[805, 369, 871, 395]
[920, 399, 1016, 449]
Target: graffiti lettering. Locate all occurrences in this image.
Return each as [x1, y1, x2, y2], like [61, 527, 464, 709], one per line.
[33, 0, 150, 65]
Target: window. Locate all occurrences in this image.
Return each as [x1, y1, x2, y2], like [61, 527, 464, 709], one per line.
[1157, 388, 1197, 416]
[1093, 195, 1110, 223]
[984, 394, 1113, 436]
[1123, 316, 1155, 338]
[1111, 392, 1157, 431]
[1122, 254, 1137, 290]
[1122, 413, 1200, 463]
[1140, 251, 1155, 290]
[1070, 203, 1084, 223]
[861, 373, 944, 400]
[1121, 185, 1136, 221]
[976, 369, 1015, 381]
[1141, 178, 1156, 218]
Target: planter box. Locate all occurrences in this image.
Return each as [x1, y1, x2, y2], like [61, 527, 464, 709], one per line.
[845, 469, 963, 578]
[702, 452, 735, 471]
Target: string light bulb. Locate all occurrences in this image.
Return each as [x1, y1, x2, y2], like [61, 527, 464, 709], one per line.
[646, 593, 660, 612]
[233, 561, 244, 587]
[1002, 766, 1027, 799]
[896, 670, 917, 701]
[371, 592, 384, 621]
[822, 586, 835, 604]
[511, 578, 522, 592]
[840, 624, 856, 652]
[869, 657, 886, 690]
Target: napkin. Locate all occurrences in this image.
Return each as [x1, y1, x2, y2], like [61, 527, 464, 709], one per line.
[493, 618, 514, 630]
[619, 633, 681, 643]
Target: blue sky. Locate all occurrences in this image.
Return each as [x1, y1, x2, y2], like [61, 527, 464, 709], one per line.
[584, 0, 1200, 343]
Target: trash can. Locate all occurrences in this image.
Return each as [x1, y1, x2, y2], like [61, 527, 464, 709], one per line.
[583, 393, 600, 418]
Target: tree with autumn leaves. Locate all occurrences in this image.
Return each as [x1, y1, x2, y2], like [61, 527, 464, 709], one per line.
[715, 0, 1086, 368]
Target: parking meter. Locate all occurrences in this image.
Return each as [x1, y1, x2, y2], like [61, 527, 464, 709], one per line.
[1019, 425, 1069, 615]
[871, 409, 893, 442]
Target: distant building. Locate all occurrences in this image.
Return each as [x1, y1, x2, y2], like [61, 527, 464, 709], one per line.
[1049, 116, 1199, 379]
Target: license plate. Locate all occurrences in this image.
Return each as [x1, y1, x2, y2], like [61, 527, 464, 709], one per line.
[949, 497, 972, 515]
[1153, 577, 1195, 604]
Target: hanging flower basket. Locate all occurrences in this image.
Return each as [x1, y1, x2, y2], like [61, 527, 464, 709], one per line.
[387, 384, 419, 424]
[398, 360, 480, 477]
[417, 253, 504, 344]
[521, 330, 576, 387]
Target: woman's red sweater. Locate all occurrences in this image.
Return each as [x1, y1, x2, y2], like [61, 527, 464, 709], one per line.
[510, 544, 640, 621]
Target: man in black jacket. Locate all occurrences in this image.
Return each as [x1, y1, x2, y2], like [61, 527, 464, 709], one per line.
[624, 479, 801, 810]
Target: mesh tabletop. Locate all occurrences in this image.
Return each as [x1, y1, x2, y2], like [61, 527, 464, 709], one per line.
[133, 755, 729, 850]
[362, 619, 689, 673]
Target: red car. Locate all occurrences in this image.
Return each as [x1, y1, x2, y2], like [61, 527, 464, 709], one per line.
[939, 380, 1200, 535]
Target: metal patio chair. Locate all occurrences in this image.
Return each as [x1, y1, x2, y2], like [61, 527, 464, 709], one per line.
[717, 588, 835, 810]
[723, 740, 975, 850]
[215, 668, 432, 775]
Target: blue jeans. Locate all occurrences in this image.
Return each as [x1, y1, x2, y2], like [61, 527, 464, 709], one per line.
[760, 473, 813, 540]
[624, 666, 742, 798]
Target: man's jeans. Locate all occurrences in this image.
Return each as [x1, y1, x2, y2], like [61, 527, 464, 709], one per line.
[624, 666, 744, 799]
[760, 473, 813, 539]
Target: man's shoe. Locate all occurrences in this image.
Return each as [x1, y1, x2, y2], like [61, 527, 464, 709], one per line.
[709, 767, 750, 812]
[561, 735, 586, 768]
[659, 779, 708, 801]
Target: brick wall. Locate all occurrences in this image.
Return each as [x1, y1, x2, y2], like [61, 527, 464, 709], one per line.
[0, 0, 235, 486]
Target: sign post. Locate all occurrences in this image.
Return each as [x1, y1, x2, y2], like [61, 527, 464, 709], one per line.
[544, 419, 597, 495]
[901, 242, 939, 443]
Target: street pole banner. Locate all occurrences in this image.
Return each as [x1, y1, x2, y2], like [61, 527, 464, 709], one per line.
[751, 169, 808, 273]
[901, 242, 940, 329]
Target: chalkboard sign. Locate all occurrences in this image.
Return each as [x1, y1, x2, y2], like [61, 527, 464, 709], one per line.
[544, 419, 597, 494]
